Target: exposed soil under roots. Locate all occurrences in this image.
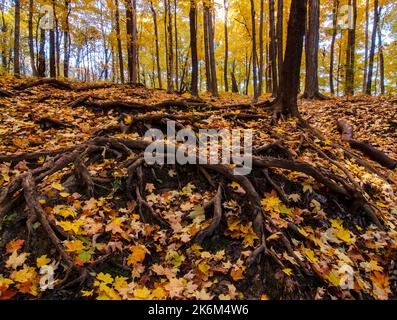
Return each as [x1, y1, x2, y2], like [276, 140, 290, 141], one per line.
[0, 78, 397, 300]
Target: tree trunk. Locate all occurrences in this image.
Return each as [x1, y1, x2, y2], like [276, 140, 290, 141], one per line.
[362, 0, 369, 92]
[344, 0, 357, 96]
[223, 0, 229, 92]
[366, 0, 378, 95]
[231, 60, 239, 93]
[64, 0, 70, 78]
[150, 2, 162, 89]
[28, 0, 37, 76]
[49, 2, 56, 78]
[273, 0, 308, 118]
[38, 27, 46, 77]
[115, 0, 124, 83]
[174, 0, 179, 90]
[303, 0, 324, 99]
[189, 0, 198, 96]
[276, 0, 283, 90]
[250, 0, 258, 101]
[13, 0, 20, 77]
[258, 0, 264, 95]
[207, 3, 218, 97]
[126, 0, 137, 84]
[377, 6, 384, 95]
[0, 1, 7, 73]
[329, 0, 339, 95]
[166, 0, 174, 93]
[269, 0, 278, 96]
[203, 4, 212, 93]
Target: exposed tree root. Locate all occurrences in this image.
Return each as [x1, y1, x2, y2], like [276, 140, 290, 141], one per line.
[15, 78, 113, 92]
[337, 119, 397, 170]
[0, 88, 14, 97]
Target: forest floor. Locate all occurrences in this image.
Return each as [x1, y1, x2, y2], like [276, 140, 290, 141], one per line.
[0, 76, 396, 300]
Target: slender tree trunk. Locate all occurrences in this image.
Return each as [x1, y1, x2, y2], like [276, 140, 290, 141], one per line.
[362, 0, 369, 92]
[174, 0, 179, 90]
[269, 0, 278, 95]
[207, 2, 218, 97]
[329, 0, 339, 95]
[53, 0, 60, 78]
[344, 0, 357, 96]
[167, 0, 174, 93]
[150, 2, 162, 89]
[377, 6, 384, 95]
[276, 0, 283, 90]
[28, 0, 37, 76]
[49, 2, 56, 78]
[13, 0, 20, 77]
[0, 1, 7, 73]
[366, 0, 378, 95]
[126, 0, 137, 84]
[303, 0, 324, 99]
[231, 60, 239, 93]
[273, 0, 308, 118]
[64, 0, 70, 78]
[38, 27, 46, 77]
[258, 0, 264, 95]
[115, 0, 124, 83]
[203, 4, 212, 93]
[223, 0, 229, 92]
[250, 0, 258, 101]
[189, 0, 198, 96]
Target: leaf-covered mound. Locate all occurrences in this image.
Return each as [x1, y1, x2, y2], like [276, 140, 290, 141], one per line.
[0, 77, 396, 300]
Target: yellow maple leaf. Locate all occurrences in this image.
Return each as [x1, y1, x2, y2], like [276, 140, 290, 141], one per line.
[335, 228, 355, 244]
[81, 290, 94, 297]
[134, 287, 152, 299]
[198, 261, 211, 274]
[127, 245, 147, 266]
[261, 196, 281, 212]
[96, 272, 113, 285]
[36, 255, 51, 268]
[65, 240, 86, 252]
[57, 220, 84, 234]
[303, 248, 318, 263]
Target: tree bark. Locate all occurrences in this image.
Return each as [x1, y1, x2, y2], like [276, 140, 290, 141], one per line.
[258, 0, 264, 95]
[150, 1, 162, 89]
[203, 4, 212, 93]
[303, 0, 324, 99]
[362, 0, 369, 92]
[207, 2, 218, 97]
[366, 0, 378, 95]
[273, 0, 308, 118]
[344, 0, 357, 96]
[28, 0, 37, 76]
[64, 0, 70, 78]
[189, 0, 199, 96]
[329, 0, 339, 95]
[223, 0, 229, 92]
[250, 0, 259, 101]
[269, 0, 278, 96]
[166, 0, 174, 93]
[115, 0, 124, 83]
[276, 0, 283, 91]
[377, 6, 384, 95]
[13, 0, 21, 77]
[174, 0, 179, 90]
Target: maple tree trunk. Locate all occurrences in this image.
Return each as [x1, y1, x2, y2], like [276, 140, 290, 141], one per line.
[174, 0, 179, 90]
[250, 0, 258, 101]
[150, 2, 162, 89]
[49, 6, 56, 79]
[224, 0, 229, 92]
[344, 0, 357, 96]
[269, 0, 278, 96]
[53, 0, 60, 78]
[189, 0, 198, 96]
[273, 0, 307, 118]
[64, 0, 70, 79]
[203, 5, 212, 93]
[28, 0, 37, 77]
[362, 0, 369, 93]
[377, 7, 385, 95]
[258, 0, 264, 95]
[13, 0, 20, 77]
[303, 0, 325, 99]
[38, 27, 46, 78]
[366, 0, 378, 95]
[167, 0, 174, 93]
[126, 0, 137, 84]
[276, 0, 283, 91]
[231, 60, 239, 93]
[114, 0, 124, 84]
[329, 0, 339, 96]
[207, 4, 218, 97]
